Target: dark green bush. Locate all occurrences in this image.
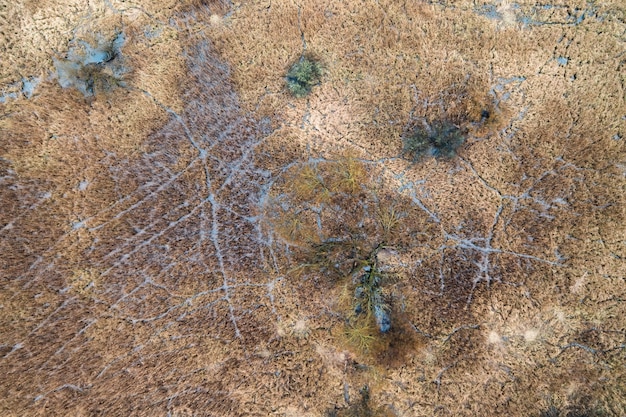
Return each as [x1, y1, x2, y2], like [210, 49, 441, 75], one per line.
[352, 262, 391, 334]
[403, 120, 465, 161]
[286, 55, 322, 97]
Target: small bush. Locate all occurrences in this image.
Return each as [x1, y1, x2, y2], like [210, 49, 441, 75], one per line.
[351, 262, 391, 334]
[286, 55, 322, 97]
[403, 120, 465, 161]
[376, 203, 403, 236]
[344, 317, 378, 353]
[330, 157, 366, 194]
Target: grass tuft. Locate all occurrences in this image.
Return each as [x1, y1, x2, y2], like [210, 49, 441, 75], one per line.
[376, 203, 403, 236]
[344, 316, 378, 353]
[292, 164, 331, 202]
[330, 157, 367, 194]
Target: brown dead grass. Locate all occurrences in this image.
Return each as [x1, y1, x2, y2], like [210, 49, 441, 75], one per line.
[1, 0, 625, 416]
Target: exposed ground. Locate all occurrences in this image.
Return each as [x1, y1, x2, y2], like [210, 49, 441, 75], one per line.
[1, 0, 625, 416]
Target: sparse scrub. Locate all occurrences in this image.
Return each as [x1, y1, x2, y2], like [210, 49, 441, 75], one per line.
[273, 208, 318, 245]
[286, 55, 322, 98]
[350, 253, 392, 334]
[292, 163, 331, 202]
[289, 239, 355, 280]
[275, 161, 410, 353]
[376, 203, 403, 236]
[402, 119, 466, 161]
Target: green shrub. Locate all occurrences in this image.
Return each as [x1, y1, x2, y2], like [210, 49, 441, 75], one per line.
[286, 55, 322, 97]
[352, 263, 391, 333]
[403, 120, 465, 161]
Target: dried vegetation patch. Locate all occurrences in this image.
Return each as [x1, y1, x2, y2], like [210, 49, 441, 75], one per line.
[1, 0, 625, 415]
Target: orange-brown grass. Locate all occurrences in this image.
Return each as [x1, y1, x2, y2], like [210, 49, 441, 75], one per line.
[272, 208, 319, 246]
[343, 315, 380, 355]
[376, 202, 402, 237]
[177, 0, 231, 15]
[329, 156, 368, 194]
[330, 384, 397, 417]
[291, 163, 332, 203]
[3, 0, 626, 416]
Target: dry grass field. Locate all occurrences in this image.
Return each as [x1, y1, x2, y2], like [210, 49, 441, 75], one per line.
[1, 0, 625, 415]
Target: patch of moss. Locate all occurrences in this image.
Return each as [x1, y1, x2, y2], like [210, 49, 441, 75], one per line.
[330, 157, 367, 194]
[286, 55, 322, 98]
